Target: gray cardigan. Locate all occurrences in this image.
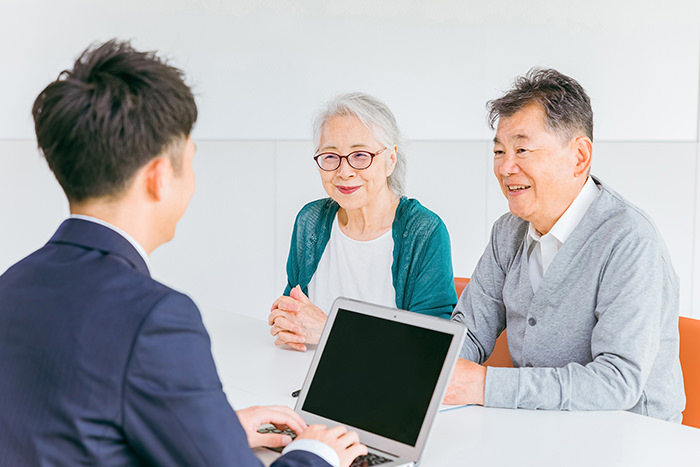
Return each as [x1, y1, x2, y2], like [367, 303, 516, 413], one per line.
[452, 177, 685, 422]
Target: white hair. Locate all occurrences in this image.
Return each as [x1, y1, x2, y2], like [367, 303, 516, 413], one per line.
[313, 92, 406, 196]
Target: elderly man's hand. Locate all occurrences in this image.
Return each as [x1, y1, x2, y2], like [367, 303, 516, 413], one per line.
[268, 286, 327, 352]
[443, 358, 487, 406]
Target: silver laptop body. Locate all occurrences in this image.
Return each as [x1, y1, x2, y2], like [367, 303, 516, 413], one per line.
[294, 297, 466, 467]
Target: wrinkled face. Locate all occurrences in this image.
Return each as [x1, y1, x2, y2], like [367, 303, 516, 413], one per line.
[492, 104, 582, 234]
[317, 115, 396, 212]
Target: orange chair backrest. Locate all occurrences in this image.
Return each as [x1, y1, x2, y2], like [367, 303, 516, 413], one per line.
[453, 277, 513, 367]
[680, 316, 700, 428]
[454, 277, 470, 297]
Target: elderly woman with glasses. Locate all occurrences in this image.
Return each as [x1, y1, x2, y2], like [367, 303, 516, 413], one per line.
[268, 92, 457, 351]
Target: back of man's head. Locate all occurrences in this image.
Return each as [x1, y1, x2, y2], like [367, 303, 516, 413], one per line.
[32, 39, 197, 203]
[487, 67, 593, 142]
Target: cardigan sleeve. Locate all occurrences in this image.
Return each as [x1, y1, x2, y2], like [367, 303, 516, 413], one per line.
[283, 199, 338, 297]
[394, 199, 457, 320]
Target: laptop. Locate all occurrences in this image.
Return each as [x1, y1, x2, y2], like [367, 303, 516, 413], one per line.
[294, 297, 466, 467]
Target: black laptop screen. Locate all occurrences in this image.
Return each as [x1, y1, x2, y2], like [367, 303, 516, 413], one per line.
[301, 308, 453, 446]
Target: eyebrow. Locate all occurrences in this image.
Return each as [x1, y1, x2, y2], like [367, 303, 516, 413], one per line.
[493, 134, 530, 144]
[319, 143, 371, 152]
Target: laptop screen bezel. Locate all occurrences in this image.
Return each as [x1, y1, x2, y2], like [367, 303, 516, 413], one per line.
[294, 297, 466, 461]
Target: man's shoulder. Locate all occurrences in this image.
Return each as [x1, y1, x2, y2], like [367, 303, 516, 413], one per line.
[490, 211, 529, 246]
[591, 180, 663, 242]
[1, 239, 187, 319]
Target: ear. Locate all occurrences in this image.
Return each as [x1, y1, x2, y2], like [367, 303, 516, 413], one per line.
[385, 144, 398, 176]
[572, 136, 592, 178]
[144, 157, 171, 202]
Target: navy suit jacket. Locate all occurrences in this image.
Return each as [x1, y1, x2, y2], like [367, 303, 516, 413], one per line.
[0, 219, 329, 466]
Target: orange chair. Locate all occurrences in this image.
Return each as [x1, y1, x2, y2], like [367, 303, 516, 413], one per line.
[680, 316, 700, 428]
[453, 277, 512, 368]
[454, 277, 470, 298]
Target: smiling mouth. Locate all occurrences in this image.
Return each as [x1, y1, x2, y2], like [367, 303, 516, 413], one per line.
[507, 184, 531, 192]
[337, 186, 360, 195]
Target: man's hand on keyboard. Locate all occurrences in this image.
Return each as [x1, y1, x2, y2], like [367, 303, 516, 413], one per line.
[236, 405, 306, 448]
[297, 425, 368, 467]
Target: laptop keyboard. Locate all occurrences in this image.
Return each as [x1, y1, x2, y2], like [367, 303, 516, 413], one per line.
[350, 452, 393, 466]
[257, 425, 394, 465]
[256, 425, 297, 453]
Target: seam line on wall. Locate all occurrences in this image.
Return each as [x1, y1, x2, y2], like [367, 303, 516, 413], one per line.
[0, 138, 697, 144]
[273, 141, 279, 297]
[697, 24, 700, 143]
[691, 29, 700, 317]
[694, 27, 700, 316]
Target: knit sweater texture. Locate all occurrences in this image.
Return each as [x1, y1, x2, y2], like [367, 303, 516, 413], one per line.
[284, 197, 457, 319]
[453, 176, 685, 422]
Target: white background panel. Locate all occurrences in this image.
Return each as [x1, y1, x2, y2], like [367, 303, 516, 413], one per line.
[150, 141, 277, 321]
[0, 141, 68, 272]
[485, 157, 512, 237]
[592, 142, 697, 317]
[405, 141, 490, 278]
[1, 1, 699, 321]
[694, 143, 700, 317]
[273, 141, 327, 295]
[1, 0, 698, 141]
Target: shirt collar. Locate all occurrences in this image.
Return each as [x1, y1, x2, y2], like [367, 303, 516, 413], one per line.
[69, 214, 151, 270]
[526, 176, 599, 246]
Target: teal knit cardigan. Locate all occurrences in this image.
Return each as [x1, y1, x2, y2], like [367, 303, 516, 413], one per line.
[283, 197, 457, 319]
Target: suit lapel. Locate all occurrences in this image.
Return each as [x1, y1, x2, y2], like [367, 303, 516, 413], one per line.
[48, 218, 150, 276]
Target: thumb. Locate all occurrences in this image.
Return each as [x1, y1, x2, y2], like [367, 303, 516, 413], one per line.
[290, 285, 311, 303]
[250, 432, 294, 449]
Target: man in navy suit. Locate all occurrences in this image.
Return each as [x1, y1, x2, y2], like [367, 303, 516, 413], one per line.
[0, 40, 366, 466]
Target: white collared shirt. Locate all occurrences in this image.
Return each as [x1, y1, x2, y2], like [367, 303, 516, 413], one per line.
[69, 214, 151, 270]
[526, 177, 599, 292]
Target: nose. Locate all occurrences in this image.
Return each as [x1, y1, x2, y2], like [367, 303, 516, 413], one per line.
[335, 157, 356, 178]
[497, 151, 519, 176]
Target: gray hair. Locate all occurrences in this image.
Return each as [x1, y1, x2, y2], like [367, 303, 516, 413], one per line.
[487, 67, 594, 142]
[313, 92, 406, 196]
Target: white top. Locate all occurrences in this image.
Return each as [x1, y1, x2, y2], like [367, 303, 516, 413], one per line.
[307, 214, 396, 314]
[525, 176, 599, 292]
[69, 214, 151, 270]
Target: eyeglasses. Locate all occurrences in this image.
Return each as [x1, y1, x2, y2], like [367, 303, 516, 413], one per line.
[314, 147, 386, 171]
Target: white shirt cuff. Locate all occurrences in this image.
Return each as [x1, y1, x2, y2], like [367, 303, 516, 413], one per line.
[282, 438, 340, 467]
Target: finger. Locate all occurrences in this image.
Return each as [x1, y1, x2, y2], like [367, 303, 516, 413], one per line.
[274, 330, 305, 344]
[274, 337, 307, 352]
[326, 424, 348, 439]
[290, 285, 312, 304]
[346, 441, 369, 458]
[276, 296, 301, 312]
[268, 309, 295, 326]
[269, 315, 302, 335]
[270, 321, 297, 337]
[340, 429, 360, 443]
[263, 407, 307, 434]
[270, 296, 283, 313]
[249, 432, 294, 449]
[304, 424, 328, 434]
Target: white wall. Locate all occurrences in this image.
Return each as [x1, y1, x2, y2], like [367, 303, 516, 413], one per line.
[1, 0, 700, 324]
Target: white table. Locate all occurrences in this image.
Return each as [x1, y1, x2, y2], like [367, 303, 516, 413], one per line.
[206, 313, 700, 466]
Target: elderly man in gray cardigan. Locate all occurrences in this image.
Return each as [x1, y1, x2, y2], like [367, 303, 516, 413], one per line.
[445, 68, 685, 423]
